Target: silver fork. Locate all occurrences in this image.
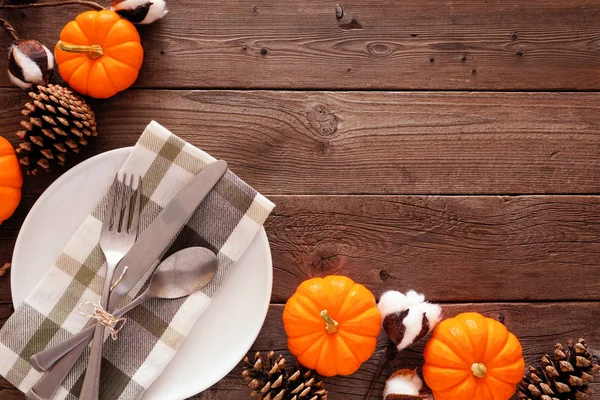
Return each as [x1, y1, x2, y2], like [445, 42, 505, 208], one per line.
[79, 174, 141, 400]
[26, 175, 142, 400]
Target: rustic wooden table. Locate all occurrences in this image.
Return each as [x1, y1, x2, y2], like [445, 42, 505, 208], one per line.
[1, 0, 600, 399]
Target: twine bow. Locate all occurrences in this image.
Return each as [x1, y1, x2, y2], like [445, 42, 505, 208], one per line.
[78, 266, 129, 340]
[79, 302, 127, 340]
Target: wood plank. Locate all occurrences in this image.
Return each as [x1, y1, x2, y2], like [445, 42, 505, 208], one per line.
[0, 302, 598, 399]
[2, 89, 600, 195]
[3, 194, 599, 303]
[1, 0, 600, 89]
[0, 268, 13, 305]
[267, 195, 600, 302]
[0, 194, 30, 305]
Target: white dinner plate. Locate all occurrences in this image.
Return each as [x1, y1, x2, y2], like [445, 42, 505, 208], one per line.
[11, 148, 272, 400]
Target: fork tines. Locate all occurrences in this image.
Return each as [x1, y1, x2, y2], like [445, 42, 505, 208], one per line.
[103, 174, 142, 235]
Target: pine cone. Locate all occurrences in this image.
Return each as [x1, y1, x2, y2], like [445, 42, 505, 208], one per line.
[15, 84, 97, 175]
[517, 338, 600, 400]
[242, 351, 328, 400]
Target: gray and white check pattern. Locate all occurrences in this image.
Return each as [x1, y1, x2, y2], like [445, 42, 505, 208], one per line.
[0, 121, 275, 399]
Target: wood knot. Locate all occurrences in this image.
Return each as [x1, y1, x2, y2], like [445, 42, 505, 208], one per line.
[309, 253, 340, 274]
[340, 18, 363, 30]
[367, 42, 392, 57]
[307, 104, 338, 136]
[379, 269, 390, 281]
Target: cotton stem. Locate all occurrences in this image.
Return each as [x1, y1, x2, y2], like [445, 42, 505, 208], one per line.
[0, 0, 104, 11]
[365, 343, 396, 400]
[0, 17, 19, 41]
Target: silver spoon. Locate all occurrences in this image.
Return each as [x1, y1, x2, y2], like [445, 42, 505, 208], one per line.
[30, 247, 218, 372]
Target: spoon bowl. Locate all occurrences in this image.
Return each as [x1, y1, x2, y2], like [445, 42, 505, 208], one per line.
[148, 247, 218, 299]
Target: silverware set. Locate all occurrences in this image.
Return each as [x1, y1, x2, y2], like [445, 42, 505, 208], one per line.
[26, 160, 228, 400]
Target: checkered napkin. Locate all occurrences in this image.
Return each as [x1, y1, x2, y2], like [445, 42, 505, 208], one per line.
[0, 121, 275, 399]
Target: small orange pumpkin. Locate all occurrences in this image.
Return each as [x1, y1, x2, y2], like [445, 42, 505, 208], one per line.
[54, 10, 143, 98]
[0, 136, 23, 224]
[283, 275, 381, 377]
[423, 312, 525, 400]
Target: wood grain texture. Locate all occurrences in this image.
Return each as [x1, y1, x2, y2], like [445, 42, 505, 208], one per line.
[0, 302, 598, 399]
[2, 0, 600, 89]
[2, 89, 600, 195]
[3, 194, 599, 303]
[267, 195, 600, 302]
[0, 266, 14, 304]
[0, 194, 33, 303]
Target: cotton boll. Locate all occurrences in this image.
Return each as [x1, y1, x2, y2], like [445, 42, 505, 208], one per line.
[111, 0, 168, 24]
[395, 307, 430, 350]
[420, 301, 443, 328]
[405, 290, 425, 307]
[378, 291, 409, 317]
[8, 40, 54, 89]
[378, 290, 442, 351]
[383, 369, 423, 400]
[141, 0, 168, 24]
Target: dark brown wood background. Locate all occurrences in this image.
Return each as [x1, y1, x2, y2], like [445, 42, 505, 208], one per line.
[0, 0, 599, 399]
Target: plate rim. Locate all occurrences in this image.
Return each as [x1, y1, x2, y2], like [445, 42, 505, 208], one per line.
[11, 147, 273, 398]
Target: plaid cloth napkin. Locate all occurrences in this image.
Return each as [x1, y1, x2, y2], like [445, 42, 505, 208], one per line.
[0, 121, 275, 399]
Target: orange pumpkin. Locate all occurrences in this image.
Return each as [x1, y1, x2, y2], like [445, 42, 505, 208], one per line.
[54, 10, 143, 99]
[423, 312, 525, 400]
[283, 275, 381, 377]
[0, 136, 23, 224]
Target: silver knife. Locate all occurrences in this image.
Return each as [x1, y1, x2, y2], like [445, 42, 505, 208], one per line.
[26, 159, 228, 400]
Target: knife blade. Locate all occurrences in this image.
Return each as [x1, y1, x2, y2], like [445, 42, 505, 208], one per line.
[26, 159, 228, 400]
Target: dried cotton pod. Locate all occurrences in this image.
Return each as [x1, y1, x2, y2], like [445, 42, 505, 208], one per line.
[111, 0, 168, 24]
[8, 39, 54, 89]
[383, 369, 423, 400]
[378, 290, 442, 351]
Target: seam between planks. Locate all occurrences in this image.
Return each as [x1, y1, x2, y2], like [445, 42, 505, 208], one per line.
[268, 300, 600, 306]
[4, 86, 600, 93]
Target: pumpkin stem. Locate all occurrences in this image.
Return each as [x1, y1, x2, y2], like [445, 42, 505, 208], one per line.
[58, 41, 104, 60]
[471, 362, 488, 378]
[0, 0, 105, 11]
[320, 310, 339, 334]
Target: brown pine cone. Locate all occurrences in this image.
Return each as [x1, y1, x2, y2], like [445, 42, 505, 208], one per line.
[15, 84, 97, 175]
[516, 338, 600, 400]
[242, 351, 328, 400]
